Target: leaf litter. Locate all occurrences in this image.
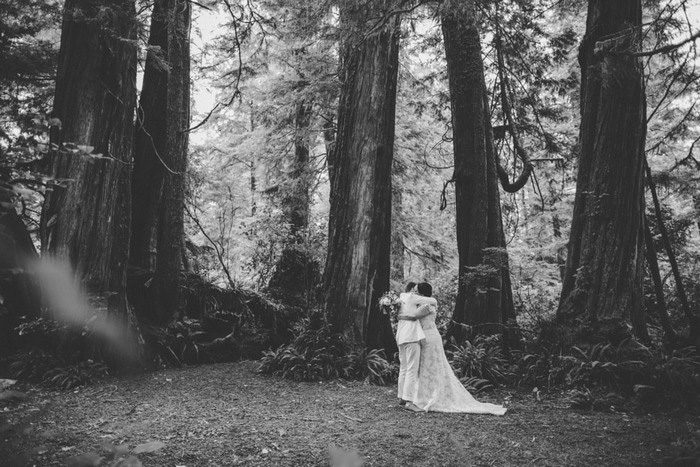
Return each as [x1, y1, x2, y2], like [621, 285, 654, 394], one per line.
[0, 360, 697, 466]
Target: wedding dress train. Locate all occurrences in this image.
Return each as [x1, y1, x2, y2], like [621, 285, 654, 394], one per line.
[412, 310, 507, 415]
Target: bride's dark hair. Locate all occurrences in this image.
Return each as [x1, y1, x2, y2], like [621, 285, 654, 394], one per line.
[405, 281, 417, 292]
[417, 282, 432, 297]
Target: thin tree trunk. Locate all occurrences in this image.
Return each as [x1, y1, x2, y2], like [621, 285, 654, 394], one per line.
[646, 163, 700, 340]
[268, 99, 318, 306]
[323, 0, 400, 354]
[441, 1, 515, 342]
[131, 0, 190, 324]
[131, 0, 168, 272]
[41, 0, 141, 364]
[153, 0, 190, 324]
[287, 99, 312, 236]
[391, 185, 404, 281]
[643, 215, 676, 342]
[558, 1, 647, 342]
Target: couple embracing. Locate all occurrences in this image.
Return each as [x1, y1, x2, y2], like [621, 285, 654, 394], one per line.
[396, 281, 507, 415]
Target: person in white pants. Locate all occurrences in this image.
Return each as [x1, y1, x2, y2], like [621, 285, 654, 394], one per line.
[395, 282, 437, 408]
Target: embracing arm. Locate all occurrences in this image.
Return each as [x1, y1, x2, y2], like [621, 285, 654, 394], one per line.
[398, 303, 433, 320]
[412, 295, 437, 307]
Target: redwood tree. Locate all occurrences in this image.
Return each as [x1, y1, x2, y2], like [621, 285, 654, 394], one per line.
[558, 1, 647, 342]
[441, 1, 516, 341]
[41, 0, 141, 361]
[323, 0, 401, 353]
[130, 0, 191, 324]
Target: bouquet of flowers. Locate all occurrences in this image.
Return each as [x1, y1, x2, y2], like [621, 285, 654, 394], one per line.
[378, 290, 401, 324]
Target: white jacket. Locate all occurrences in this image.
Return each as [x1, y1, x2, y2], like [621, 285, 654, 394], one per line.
[395, 292, 437, 345]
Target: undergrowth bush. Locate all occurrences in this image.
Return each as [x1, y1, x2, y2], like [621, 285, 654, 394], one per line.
[6, 349, 109, 390]
[258, 318, 397, 385]
[1, 316, 111, 390]
[447, 335, 508, 385]
[460, 376, 494, 394]
[511, 337, 700, 406]
[144, 320, 210, 367]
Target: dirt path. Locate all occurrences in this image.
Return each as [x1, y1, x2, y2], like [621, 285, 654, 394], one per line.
[1, 361, 697, 466]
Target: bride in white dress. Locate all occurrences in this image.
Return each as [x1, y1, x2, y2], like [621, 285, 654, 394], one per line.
[404, 282, 507, 415]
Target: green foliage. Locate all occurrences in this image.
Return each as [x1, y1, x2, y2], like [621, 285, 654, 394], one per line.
[144, 321, 207, 367]
[447, 335, 509, 385]
[6, 349, 62, 383]
[568, 387, 595, 411]
[343, 348, 398, 386]
[512, 338, 700, 405]
[0, 0, 59, 142]
[2, 315, 115, 390]
[512, 347, 578, 389]
[6, 349, 108, 390]
[258, 318, 396, 385]
[459, 376, 494, 394]
[42, 360, 109, 390]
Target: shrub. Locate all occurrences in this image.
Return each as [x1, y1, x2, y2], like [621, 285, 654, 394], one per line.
[7, 349, 63, 383]
[6, 350, 109, 390]
[143, 321, 206, 367]
[447, 335, 508, 385]
[512, 349, 567, 389]
[258, 318, 396, 385]
[344, 348, 397, 385]
[460, 376, 494, 394]
[42, 360, 109, 390]
[512, 338, 700, 405]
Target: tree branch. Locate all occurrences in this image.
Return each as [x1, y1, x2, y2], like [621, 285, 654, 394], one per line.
[633, 29, 700, 57]
[494, 31, 533, 194]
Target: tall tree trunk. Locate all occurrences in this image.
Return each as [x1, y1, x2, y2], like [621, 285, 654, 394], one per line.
[441, 1, 515, 342]
[646, 164, 700, 341]
[130, 0, 190, 324]
[558, 1, 647, 343]
[323, 0, 400, 354]
[391, 184, 404, 281]
[41, 0, 141, 364]
[131, 0, 167, 272]
[268, 99, 319, 307]
[643, 215, 676, 342]
[286, 99, 312, 237]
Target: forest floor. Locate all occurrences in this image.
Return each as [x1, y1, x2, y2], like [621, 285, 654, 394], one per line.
[1, 360, 698, 467]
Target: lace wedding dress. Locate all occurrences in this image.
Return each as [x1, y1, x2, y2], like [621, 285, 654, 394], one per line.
[412, 309, 507, 415]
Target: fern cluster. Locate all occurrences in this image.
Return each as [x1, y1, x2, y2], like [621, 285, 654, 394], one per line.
[447, 335, 509, 384]
[7, 350, 109, 390]
[513, 338, 700, 404]
[258, 319, 397, 385]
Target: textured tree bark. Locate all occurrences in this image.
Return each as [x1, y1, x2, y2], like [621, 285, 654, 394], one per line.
[390, 185, 404, 281]
[646, 164, 700, 341]
[41, 0, 141, 363]
[643, 216, 676, 342]
[558, 1, 647, 342]
[268, 99, 318, 307]
[286, 99, 312, 237]
[323, 0, 400, 354]
[441, 1, 516, 342]
[130, 0, 191, 324]
[131, 0, 168, 272]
